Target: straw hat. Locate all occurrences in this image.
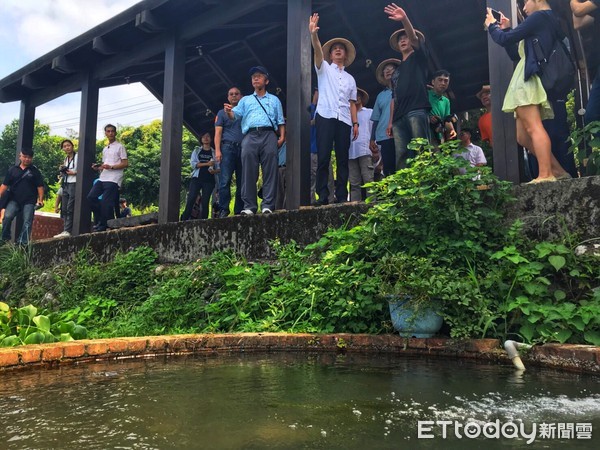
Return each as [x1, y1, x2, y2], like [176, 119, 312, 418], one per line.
[376, 58, 401, 85]
[356, 88, 370, 106]
[476, 85, 491, 100]
[322, 37, 356, 67]
[389, 28, 426, 53]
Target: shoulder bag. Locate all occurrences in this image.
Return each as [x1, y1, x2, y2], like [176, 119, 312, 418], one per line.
[531, 15, 576, 100]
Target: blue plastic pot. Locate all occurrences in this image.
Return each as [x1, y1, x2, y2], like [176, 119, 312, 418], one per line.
[388, 296, 443, 338]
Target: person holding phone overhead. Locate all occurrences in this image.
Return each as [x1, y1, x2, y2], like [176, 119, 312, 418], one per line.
[485, 0, 570, 183]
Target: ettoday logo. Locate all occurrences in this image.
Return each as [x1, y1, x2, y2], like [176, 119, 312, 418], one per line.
[417, 420, 593, 444]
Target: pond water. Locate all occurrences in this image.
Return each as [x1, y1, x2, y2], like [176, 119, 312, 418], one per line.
[0, 353, 599, 449]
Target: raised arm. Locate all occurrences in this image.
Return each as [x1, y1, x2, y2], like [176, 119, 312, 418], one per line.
[571, 0, 598, 17]
[309, 13, 324, 69]
[384, 3, 420, 48]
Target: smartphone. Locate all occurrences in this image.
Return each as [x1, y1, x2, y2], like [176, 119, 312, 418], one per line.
[491, 9, 503, 22]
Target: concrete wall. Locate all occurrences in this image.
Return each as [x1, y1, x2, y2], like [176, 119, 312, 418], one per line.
[507, 175, 600, 241]
[31, 204, 369, 267]
[30, 175, 600, 268]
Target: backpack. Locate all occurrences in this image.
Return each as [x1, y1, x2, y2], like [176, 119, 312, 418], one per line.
[532, 17, 576, 101]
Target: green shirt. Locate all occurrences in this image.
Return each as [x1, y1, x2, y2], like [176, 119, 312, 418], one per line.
[428, 90, 450, 119]
[428, 90, 451, 141]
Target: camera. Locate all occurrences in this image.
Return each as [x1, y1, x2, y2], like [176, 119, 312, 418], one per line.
[431, 115, 444, 135]
[59, 165, 68, 174]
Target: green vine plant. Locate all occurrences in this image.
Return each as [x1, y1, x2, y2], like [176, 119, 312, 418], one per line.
[0, 138, 598, 346]
[568, 120, 600, 175]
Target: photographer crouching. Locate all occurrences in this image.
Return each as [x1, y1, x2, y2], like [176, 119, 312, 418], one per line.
[54, 139, 77, 238]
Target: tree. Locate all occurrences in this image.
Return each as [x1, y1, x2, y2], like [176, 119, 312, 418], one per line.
[0, 119, 66, 195]
[111, 120, 199, 208]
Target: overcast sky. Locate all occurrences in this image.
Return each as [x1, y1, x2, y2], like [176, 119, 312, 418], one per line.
[0, 0, 163, 139]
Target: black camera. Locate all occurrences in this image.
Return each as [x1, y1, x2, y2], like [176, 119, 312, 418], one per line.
[431, 116, 444, 135]
[59, 165, 68, 174]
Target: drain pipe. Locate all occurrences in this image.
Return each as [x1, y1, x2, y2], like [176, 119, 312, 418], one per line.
[504, 340, 532, 370]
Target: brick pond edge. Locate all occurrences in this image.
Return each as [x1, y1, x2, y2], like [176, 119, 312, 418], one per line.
[0, 333, 598, 374]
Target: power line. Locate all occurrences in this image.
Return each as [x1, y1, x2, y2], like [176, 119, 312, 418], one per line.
[42, 99, 162, 126]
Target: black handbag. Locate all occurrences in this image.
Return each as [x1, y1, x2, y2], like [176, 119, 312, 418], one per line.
[532, 17, 576, 100]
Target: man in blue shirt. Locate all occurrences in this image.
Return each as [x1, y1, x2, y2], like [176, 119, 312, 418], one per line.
[371, 58, 400, 176]
[224, 66, 285, 214]
[214, 86, 244, 217]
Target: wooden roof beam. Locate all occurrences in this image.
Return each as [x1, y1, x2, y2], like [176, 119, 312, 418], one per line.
[52, 55, 78, 74]
[21, 73, 47, 89]
[92, 36, 117, 55]
[135, 9, 166, 33]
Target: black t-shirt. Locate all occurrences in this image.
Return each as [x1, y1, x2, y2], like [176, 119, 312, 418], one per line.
[119, 207, 132, 218]
[391, 44, 431, 121]
[2, 164, 44, 206]
[197, 149, 215, 183]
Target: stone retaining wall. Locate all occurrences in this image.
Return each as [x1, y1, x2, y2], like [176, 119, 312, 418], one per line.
[29, 176, 600, 268]
[31, 203, 369, 267]
[1, 334, 598, 374]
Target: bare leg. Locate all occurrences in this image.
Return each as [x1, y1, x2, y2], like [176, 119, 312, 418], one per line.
[515, 105, 566, 180]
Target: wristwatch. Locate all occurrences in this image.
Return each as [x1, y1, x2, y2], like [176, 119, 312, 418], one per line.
[353, 122, 359, 127]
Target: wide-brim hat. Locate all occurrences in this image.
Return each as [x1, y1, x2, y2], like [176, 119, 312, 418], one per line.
[476, 85, 491, 100]
[376, 58, 401, 85]
[322, 37, 356, 67]
[389, 28, 426, 53]
[356, 88, 370, 106]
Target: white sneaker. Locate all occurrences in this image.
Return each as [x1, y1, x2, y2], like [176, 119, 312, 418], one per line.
[241, 209, 254, 215]
[54, 231, 71, 238]
[261, 208, 272, 214]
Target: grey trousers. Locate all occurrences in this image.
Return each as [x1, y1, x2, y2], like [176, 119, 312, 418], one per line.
[348, 155, 374, 202]
[241, 130, 278, 213]
[61, 182, 76, 233]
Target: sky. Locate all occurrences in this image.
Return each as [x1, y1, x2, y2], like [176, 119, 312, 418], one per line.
[0, 0, 164, 139]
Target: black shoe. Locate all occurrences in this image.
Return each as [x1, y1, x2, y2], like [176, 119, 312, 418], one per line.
[313, 199, 329, 207]
[218, 210, 229, 218]
[92, 224, 107, 232]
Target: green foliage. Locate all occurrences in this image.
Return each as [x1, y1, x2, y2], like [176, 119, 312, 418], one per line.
[489, 240, 600, 345]
[568, 120, 600, 175]
[54, 246, 158, 310]
[363, 139, 514, 267]
[0, 302, 87, 347]
[2, 134, 598, 346]
[0, 244, 36, 304]
[117, 121, 199, 208]
[0, 119, 65, 196]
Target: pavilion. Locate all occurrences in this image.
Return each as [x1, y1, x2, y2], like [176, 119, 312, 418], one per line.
[0, 0, 591, 236]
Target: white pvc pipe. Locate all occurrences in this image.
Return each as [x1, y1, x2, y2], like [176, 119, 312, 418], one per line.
[504, 340, 532, 370]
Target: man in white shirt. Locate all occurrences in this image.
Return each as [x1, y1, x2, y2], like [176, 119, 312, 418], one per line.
[309, 13, 358, 205]
[348, 88, 374, 202]
[454, 128, 487, 173]
[87, 124, 128, 232]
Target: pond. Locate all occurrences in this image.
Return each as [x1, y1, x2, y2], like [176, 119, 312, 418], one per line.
[1, 353, 599, 449]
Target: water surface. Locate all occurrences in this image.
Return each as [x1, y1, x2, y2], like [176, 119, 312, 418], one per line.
[1, 353, 599, 449]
